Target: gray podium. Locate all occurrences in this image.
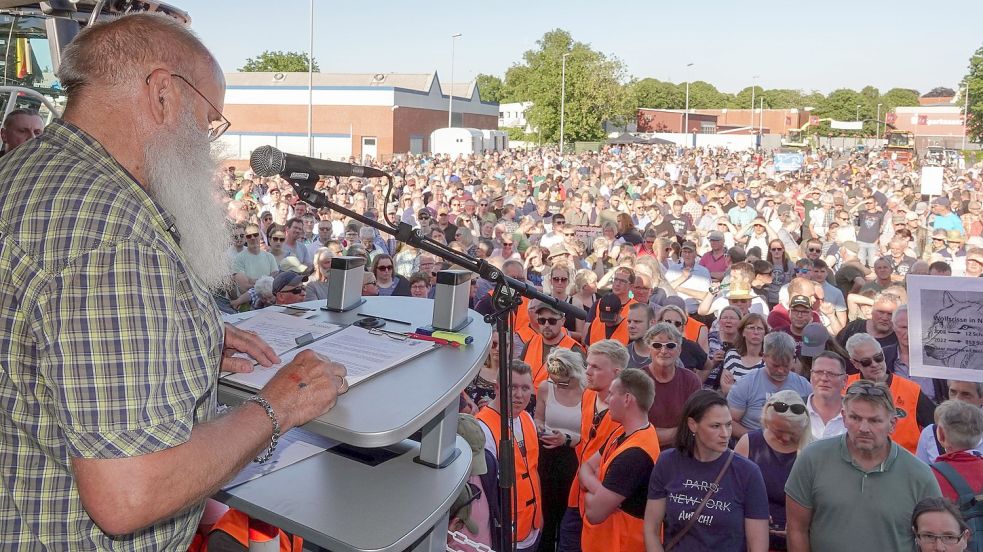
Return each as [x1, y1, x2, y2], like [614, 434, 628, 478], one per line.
[217, 296, 491, 552]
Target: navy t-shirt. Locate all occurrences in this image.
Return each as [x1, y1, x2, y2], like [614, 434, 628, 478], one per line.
[648, 449, 769, 552]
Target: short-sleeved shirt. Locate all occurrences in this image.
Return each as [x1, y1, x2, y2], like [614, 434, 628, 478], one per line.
[727, 368, 813, 431]
[644, 366, 702, 430]
[0, 120, 224, 549]
[785, 435, 942, 551]
[648, 449, 769, 552]
[598, 440, 656, 518]
[232, 248, 279, 280]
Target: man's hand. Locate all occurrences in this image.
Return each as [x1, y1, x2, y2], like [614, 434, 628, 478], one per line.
[260, 349, 348, 431]
[222, 324, 279, 373]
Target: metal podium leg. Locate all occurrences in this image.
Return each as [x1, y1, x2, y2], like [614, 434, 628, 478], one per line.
[416, 401, 460, 468]
[411, 511, 451, 552]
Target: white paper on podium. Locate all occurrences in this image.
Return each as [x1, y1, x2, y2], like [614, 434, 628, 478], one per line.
[227, 310, 342, 356]
[222, 428, 338, 490]
[223, 325, 437, 390]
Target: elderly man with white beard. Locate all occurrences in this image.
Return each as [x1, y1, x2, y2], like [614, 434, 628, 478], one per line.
[0, 14, 349, 551]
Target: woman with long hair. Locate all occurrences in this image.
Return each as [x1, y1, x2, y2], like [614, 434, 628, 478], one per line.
[644, 390, 769, 552]
[570, 269, 599, 343]
[371, 253, 411, 297]
[524, 245, 548, 289]
[720, 313, 768, 396]
[305, 247, 333, 301]
[766, 239, 794, 309]
[735, 390, 814, 551]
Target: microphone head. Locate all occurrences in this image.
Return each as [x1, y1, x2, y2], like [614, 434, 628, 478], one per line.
[250, 145, 285, 177]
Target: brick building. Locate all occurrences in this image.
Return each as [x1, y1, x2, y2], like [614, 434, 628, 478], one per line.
[218, 72, 498, 163]
[636, 108, 717, 133]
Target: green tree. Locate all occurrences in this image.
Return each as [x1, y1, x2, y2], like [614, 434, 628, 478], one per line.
[961, 45, 983, 142]
[686, 81, 729, 109]
[630, 78, 684, 110]
[813, 88, 869, 135]
[880, 88, 920, 108]
[502, 29, 630, 143]
[240, 51, 318, 72]
[476, 74, 504, 103]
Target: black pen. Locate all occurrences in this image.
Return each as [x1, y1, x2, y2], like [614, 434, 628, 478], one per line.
[356, 312, 413, 325]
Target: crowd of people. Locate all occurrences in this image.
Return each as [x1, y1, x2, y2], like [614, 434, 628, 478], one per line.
[220, 141, 983, 552]
[2, 13, 981, 551]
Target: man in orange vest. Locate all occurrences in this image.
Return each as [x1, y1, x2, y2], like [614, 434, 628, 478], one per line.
[585, 294, 631, 346]
[557, 339, 629, 552]
[580, 368, 660, 552]
[844, 332, 935, 454]
[475, 361, 543, 551]
[523, 300, 586, 392]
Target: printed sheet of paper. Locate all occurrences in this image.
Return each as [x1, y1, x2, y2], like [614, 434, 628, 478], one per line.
[907, 275, 983, 383]
[223, 325, 436, 390]
[222, 428, 338, 490]
[229, 310, 341, 355]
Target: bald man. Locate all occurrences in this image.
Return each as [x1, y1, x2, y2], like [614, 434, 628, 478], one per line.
[0, 14, 348, 549]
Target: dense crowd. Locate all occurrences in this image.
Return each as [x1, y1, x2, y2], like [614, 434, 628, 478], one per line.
[221, 143, 983, 552]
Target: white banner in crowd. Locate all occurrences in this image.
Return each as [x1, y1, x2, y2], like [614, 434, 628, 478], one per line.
[829, 120, 864, 131]
[920, 166, 944, 196]
[907, 275, 983, 383]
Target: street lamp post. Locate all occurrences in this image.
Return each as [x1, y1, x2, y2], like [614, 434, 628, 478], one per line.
[750, 75, 759, 130]
[448, 33, 461, 128]
[759, 97, 764, 136]
[560, 52, 570, 153]
[307, 0, 314, 156]
[963, 84, 970, 151]
[876, 103, 882, 141]
[683, 62, 694, 136]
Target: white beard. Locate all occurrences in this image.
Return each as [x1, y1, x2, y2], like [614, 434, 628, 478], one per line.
[144, 106, 232, 291]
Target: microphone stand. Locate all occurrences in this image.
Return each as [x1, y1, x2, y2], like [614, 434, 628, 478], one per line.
[283, 174, 587, 552]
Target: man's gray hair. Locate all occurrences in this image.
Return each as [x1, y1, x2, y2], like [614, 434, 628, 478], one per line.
[935, 399, 983, 451]
[892, 304, 908, 325]
[58, 13, 210, 100]
[763, 331, 797, 364]
[845, 332, 882, 358]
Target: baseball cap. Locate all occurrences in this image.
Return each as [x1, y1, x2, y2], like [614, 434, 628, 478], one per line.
[800, 322, 830, 358]
[708, 230, 725, 241]
[598, 293, 622, 323]
[789, 295, 812, 309]
[905, 211, 919, 222]
[530, 299, 564, 316]
[680, 240, 697, 251]
[932, 197, 950, 207]
[914, 201, 929, 214]
[279, 256, 312, 276]
[272, 271, 304, 294]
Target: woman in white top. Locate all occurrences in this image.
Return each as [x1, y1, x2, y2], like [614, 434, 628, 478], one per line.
[534, 348, 585, 552]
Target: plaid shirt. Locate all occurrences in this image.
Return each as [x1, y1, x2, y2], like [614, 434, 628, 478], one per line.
[0, 120, 224, 550]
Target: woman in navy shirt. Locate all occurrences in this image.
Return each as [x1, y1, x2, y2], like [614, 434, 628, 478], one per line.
[643, 390, 769, 552]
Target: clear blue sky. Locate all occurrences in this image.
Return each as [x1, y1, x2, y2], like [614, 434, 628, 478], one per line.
[186, 0, 981, 95]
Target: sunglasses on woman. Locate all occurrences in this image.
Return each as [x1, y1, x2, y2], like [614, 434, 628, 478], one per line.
[769, 402, 806, 415]
[648, 342, 678, 350]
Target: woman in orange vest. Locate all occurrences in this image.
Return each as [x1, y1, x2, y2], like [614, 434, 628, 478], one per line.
[581, 369, 661, 552]
[475, 361, 543, 551]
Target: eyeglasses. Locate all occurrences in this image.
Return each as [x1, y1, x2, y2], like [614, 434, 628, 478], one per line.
[418, 215, 431, 220]
[770, 247, 784, 252]
[552, 276, 569, 283]
[271, 236, 286, 243]
[147, 73, 231, 142]
[769, 402, 806, 415]
[503, 242, 514, 247]
[553, 220, 566, 225]
[851, 352, 885, 367]
[376, 265, 393, 271]
[662, 320, 683, 328]
[811, 370, 845, 380]
[233, 234, 245, 239]
[648, 342, 678, 350]
[808, 248, 822, 253]
[915, 533, 964, 546]
[537, 317, 562, 326]
[244, 232, 259, 239]
[279, 287, 304, 295]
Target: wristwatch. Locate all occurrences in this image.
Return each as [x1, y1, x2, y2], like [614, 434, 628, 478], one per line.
[564, 433, 572, 447]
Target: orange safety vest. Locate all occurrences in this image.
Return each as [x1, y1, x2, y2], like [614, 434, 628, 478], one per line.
[522, 332, 583, 391]
[587, 299, 634, 346]
[845, 373, 923, 454]
[581, 425, 661, 552]
[568, 389, 623, 509]
[475, 406, 543, 542]
[683, 317, 704, 343]
[188, 508, 303, 552]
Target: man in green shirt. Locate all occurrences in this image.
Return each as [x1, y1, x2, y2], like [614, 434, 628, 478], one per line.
[785, 380, 941, 551]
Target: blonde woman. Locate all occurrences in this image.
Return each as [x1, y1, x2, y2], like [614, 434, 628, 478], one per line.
[570, 269, 598, 342]
[305, 247, 333, 301]
[735, 390, 813, 551]
[534, 348, 585, 552]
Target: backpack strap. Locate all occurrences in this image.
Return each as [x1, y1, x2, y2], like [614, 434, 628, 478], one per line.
[932, 461, 979, 508]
